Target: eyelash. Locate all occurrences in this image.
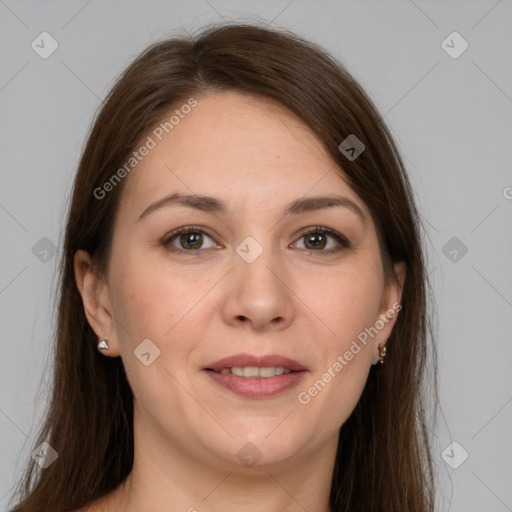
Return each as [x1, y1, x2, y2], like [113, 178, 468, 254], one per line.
[162, 225, 350, 256]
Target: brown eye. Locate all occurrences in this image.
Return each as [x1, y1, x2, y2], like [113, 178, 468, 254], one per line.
[294, 226, 350, 254]
[304, 232, 327, 250]
[163, 227, 218, 253]
[179, 232, 203, 250]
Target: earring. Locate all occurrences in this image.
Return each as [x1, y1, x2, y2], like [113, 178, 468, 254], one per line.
[378, 343, 387, 364]
[97, 339, 109, 352]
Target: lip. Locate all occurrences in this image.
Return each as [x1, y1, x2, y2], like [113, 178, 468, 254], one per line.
[203, 353, 307, 372]
[202, 353, 308, 399]
[204, 370, 307, 399]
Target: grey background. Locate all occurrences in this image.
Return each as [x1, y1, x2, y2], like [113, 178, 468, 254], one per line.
[1, 1, 511, 511]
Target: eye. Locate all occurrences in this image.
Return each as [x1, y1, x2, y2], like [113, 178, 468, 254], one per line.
[162, 225, 350, 256]
[292, 226, 350, 254]
[163, 227, 218, 253]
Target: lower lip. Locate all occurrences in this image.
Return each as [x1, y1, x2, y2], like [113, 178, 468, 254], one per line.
[203, 370, 307, 399]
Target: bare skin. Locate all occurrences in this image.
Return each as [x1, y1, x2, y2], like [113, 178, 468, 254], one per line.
[74, 90, 405, 512]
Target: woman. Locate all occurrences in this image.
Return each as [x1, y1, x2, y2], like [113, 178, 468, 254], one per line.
[10, 22, 437, 512]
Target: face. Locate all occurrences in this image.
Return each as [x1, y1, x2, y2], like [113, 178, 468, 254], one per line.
[76, 90, 404, 472]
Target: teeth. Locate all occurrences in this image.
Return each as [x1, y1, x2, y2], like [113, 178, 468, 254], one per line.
[260, 366, 278, 377]
[232, 367, 244, 377]
[214, 366, 291, 378]
[243, 366, 260, 377]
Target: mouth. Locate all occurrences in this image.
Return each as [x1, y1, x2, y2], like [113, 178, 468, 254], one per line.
[206, 366, 294, 377]
[202, 353, 308, 399]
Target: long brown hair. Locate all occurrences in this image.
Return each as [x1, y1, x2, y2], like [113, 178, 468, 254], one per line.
[9, 22, 438, 512]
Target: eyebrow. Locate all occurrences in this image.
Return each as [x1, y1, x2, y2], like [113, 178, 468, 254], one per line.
[137, 192, 366, 223]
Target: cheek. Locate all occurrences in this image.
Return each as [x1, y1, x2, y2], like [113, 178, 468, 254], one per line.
[312, 262, 384, 344]
[109, 247, 209, 337]
[294, 261, 383, 416]
[108, 257, 208, 403]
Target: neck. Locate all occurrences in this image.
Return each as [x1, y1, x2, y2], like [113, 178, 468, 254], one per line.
[105, 409, 337, 512]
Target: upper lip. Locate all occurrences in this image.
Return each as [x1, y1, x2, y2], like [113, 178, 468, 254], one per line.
[203, 353, 308, 372]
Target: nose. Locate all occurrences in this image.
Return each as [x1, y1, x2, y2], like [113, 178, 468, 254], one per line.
[220, 242, 295, 332]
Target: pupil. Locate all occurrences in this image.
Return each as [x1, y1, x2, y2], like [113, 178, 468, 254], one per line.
[306, 233, 325, 250]
[181, 232, 202, 249]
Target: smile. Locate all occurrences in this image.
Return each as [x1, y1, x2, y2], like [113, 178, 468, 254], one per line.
[210, 366, 292, 377]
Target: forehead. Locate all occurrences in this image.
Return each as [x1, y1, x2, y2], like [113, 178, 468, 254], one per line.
[117, 90, 369, 220]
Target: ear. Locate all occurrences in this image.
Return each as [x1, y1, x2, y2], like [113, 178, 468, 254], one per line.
[372, 261, 406, 365]
[73, 250, 120, 357]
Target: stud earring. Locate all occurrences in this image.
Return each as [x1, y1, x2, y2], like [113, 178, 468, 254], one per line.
[378, 343, 387, 365]
[97, 339, 109, 352]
